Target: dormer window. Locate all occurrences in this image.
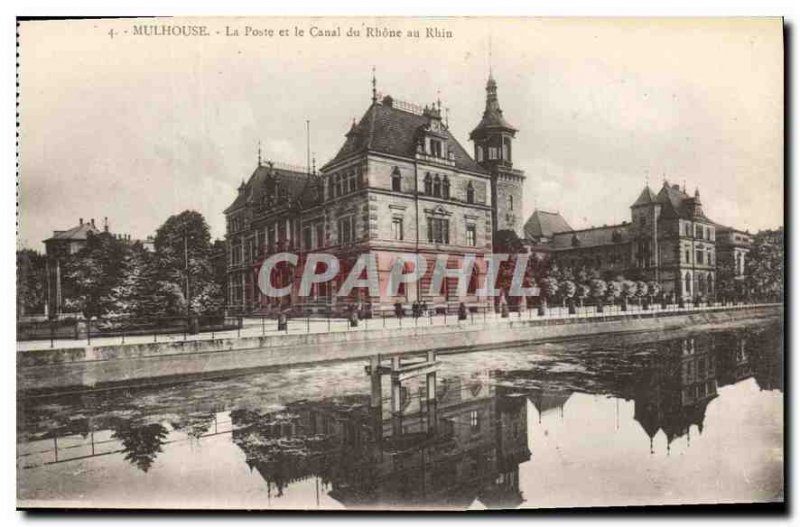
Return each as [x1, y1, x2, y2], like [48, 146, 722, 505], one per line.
[476, 146, 484, 162]
[429, 139, 443, 158]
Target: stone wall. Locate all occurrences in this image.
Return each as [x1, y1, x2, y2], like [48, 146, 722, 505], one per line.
[18, 304, 781, 394]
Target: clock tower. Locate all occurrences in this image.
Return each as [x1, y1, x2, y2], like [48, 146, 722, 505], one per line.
[470, 74, 526, 238]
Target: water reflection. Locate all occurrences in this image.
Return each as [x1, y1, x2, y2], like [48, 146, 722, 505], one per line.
[17, 322, 783, 509]
[229, 371, 530, 508]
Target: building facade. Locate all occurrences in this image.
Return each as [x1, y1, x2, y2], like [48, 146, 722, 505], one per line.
[524, 181, 749, 301]
[224, 74, 524, 315]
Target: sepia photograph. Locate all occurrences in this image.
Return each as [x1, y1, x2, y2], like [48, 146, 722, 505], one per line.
[15, 16, 784, 511]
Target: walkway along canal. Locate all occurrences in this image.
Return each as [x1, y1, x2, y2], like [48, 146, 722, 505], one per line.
[17, 303, 783, 394]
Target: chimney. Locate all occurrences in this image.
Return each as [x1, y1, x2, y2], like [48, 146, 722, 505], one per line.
[79, 217, 83, 226]
[103, 216, 109, 232]
[90, 218, 96, 228]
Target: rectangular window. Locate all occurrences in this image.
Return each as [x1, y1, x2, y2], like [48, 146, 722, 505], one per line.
[685, 250, 690, 263]
[392, 217, 404, 241]
[303, 227, 312, 250]
[696, 250, 704, 265]
[338, 216, 354, 245]
[315, 223, 324, 249]
[470, 410, 480, 431]
[427, 217, 449, 244]
[466, 224, 476, 247]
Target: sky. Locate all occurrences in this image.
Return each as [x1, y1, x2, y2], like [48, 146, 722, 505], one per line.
[17, 17, 784, 250]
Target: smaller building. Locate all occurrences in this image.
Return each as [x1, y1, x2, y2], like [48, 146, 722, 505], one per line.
[43, 217, 154, 318]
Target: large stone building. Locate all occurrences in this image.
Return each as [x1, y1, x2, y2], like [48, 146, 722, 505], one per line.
[523, 181, 750, 301]
[224, 74, 525, 315]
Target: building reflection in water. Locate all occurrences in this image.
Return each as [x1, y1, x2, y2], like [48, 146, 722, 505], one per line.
[230, 357, 532, 509]
[17, 323, 782, 508]
[627, 328, 782, 455]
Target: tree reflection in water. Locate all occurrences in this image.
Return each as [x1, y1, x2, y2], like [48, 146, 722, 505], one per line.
[110, 420, 169, 473]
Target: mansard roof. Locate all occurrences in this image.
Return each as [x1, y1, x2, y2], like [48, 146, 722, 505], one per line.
[224, 163, 320, 215]
[323, 97, 488, 175]
[550, 223, 631, 250]
[655, 181, 713, 223]
[523, 210, 573, 240]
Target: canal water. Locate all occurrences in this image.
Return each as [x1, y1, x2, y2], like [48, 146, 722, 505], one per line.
[17, 320, 783, 510]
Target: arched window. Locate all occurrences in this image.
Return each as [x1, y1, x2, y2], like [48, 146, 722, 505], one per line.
[442, 176, 450, 199]
[508, 194, 514, 211]
[391, 167, 401, 192]
[466, 182, 475, 204]
[685, 272, 692, 294]
[433, 175, 442, 198]
[424, 173, 432, 195]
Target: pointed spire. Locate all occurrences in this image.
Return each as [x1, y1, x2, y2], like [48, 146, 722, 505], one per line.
[371, 66, 377, 103]
[488, 33, 493, 78]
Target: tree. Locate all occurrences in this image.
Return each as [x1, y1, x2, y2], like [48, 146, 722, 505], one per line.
[647, 281, 662, 303]
[559, 280, 576, 307]
[635, 281, 649, 305]
[62, 233, 129, 318]
[539, 277, 559, 307]
[17, 249, 47, 317]
[576, 283, 590, 307]
[154, 211, 224, 315]
[590, 278, 607, 306]
[744, 227, 783, 302]
[716, 256, 739, 302]
[606, 280, 622, 305]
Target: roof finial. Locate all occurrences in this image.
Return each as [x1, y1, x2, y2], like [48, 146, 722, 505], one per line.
[371, 66, 377, 103]
[312, 154, 316, 175]
[445, 107, 450, 128]
[488, 33, 493, 78]
[682, 180, 686, 193]
[436, 89, 441, 111]
[257, 140, 262, 167]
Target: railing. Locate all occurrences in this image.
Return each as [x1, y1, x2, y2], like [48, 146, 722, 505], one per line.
[17, 314, 241, 347]
[16, 300, 781, 350]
